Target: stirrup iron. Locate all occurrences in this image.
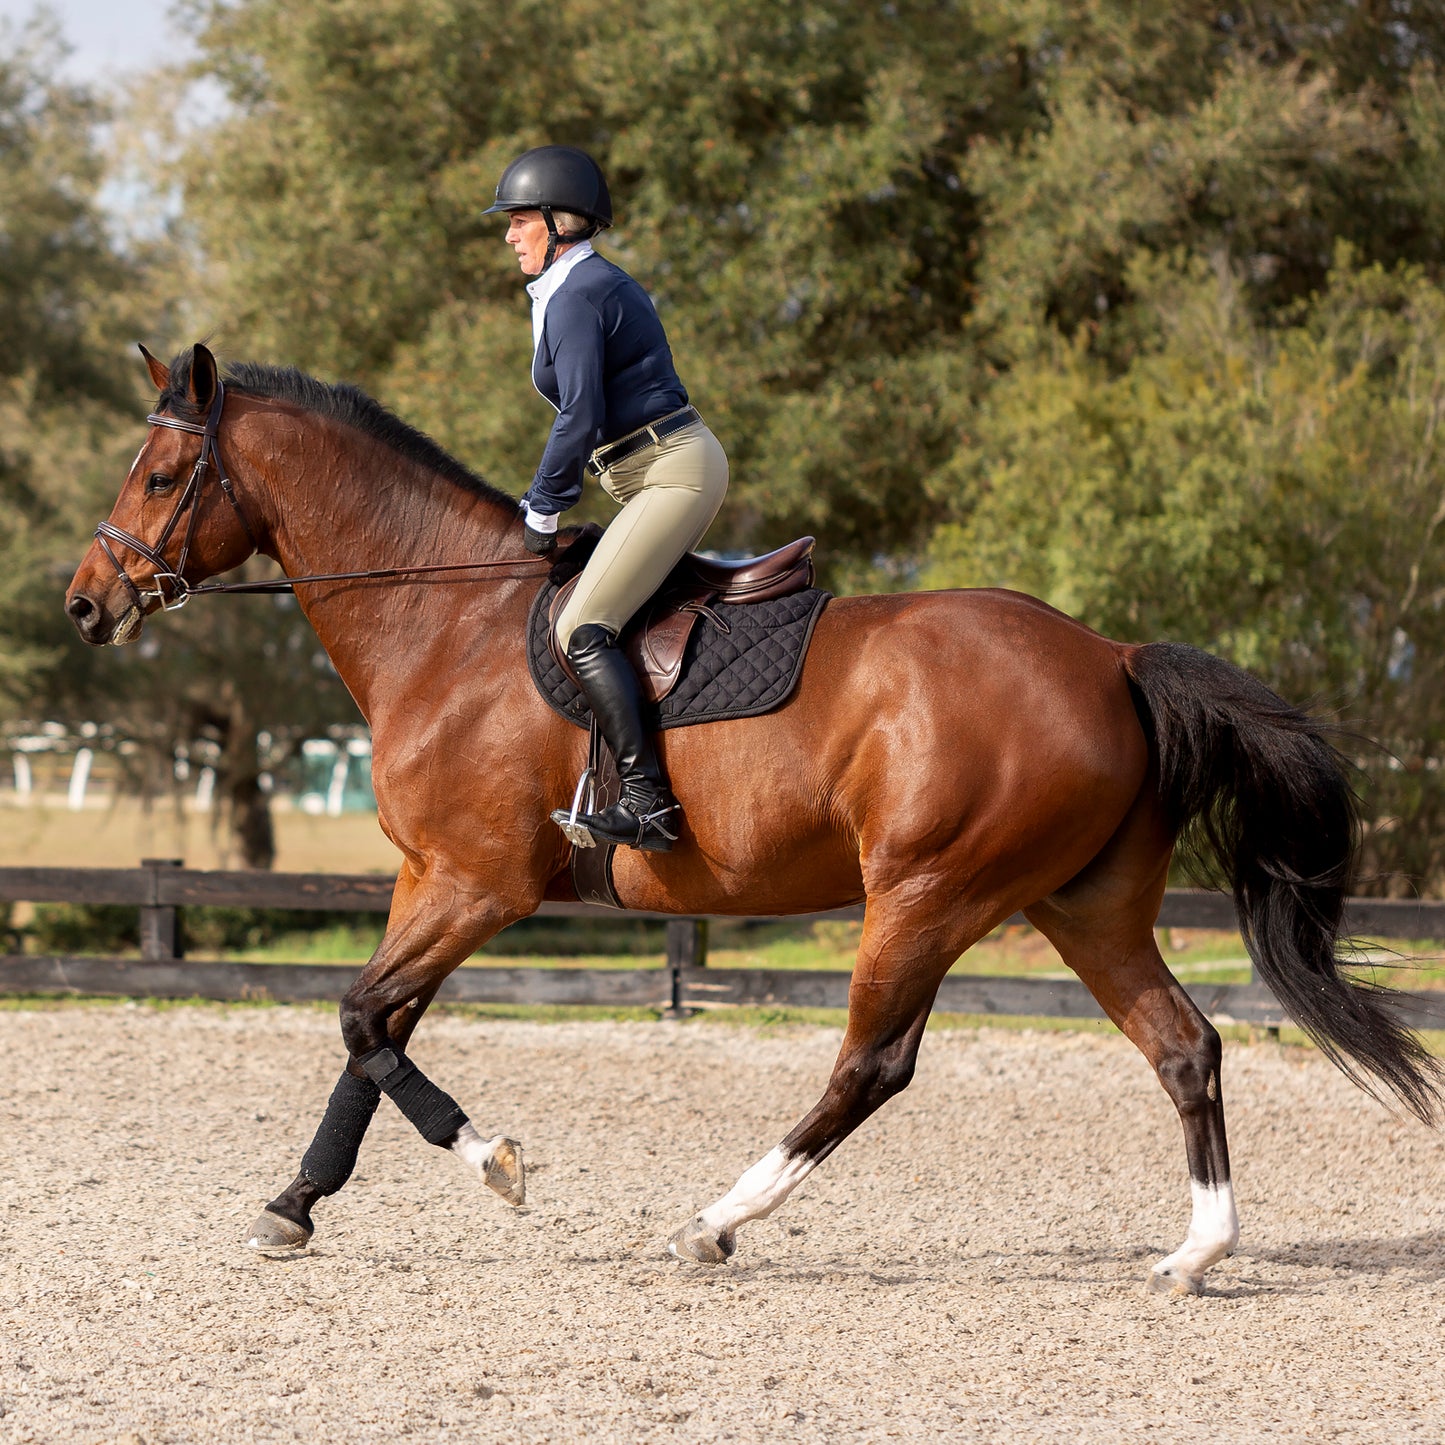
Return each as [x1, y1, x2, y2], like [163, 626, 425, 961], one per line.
[552, 767, 598, 848]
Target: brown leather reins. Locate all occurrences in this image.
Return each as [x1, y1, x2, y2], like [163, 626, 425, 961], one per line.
[94, 380, 546, 613]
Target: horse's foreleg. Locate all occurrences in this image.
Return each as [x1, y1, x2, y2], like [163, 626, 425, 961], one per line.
[1027, 895, 1238, 1296]
[248, 987, 462, 1248]
[248, 877, 530, 1249]
[669, 901, 960, 1264]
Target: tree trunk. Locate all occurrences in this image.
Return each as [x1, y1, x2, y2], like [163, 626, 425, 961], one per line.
[212, 682, 276, 871]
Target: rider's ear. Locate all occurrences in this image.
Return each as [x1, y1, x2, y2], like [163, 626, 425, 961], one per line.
[139, 343, 170, 393]
[187, 343, 219, 411]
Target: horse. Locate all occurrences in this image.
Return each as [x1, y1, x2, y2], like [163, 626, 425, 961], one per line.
[65, 342, 1441, 1296]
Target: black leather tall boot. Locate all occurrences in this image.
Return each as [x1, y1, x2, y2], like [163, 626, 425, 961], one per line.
[555, 623, 680, 851]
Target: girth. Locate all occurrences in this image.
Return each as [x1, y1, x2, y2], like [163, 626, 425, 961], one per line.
[547, 535, 816, 703]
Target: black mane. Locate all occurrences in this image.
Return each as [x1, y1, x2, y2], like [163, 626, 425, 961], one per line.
[159, 347, 515, 510]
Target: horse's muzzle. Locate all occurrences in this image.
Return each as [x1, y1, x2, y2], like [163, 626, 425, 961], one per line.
[65, 588, 139, 647]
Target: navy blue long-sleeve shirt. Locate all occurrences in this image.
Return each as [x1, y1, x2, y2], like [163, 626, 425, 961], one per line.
[526, 249, 688, 518]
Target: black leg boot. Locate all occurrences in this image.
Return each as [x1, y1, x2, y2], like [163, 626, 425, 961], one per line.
[553, 623, 680, 852]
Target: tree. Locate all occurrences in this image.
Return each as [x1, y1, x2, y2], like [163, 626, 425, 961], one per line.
[141, 0, 1445, 884]
[0, 12, 150, 716]
[165, 0, 998, 576]
[0, 17, 361, 868]
[925, 248, 1445, 889]
[164, 2, 1445, 581]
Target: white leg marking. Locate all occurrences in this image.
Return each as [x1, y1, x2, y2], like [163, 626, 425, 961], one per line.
[1152, 1180, 1240, 1291]
[697, 1146, 816, 1237]
[449, 1122, 526, 1205]
[449, 1121, 493, 1175]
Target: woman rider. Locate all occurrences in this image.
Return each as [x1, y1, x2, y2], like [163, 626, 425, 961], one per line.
[486, 145, 729, 853]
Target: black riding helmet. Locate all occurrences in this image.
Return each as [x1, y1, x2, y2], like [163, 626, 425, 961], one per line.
[484, 145, 613, 270]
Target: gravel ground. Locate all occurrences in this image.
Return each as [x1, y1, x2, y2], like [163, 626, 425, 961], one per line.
[2, 1004, 1444, 1444]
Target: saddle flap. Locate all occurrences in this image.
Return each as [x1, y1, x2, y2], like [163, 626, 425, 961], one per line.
[546, 534, 817, 705]
[548, 578, 701, 704]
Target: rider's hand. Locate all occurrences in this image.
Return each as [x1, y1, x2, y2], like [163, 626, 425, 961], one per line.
[521, 502, 558, 554]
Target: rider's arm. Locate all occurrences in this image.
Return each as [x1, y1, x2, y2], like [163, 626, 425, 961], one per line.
[525, 290, 607, 530]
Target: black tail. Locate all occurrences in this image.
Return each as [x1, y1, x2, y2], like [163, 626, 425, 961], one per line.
[1124, 641, 1442, 1126]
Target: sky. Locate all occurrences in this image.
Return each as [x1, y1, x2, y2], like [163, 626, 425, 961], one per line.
[1, 0, 193, 86]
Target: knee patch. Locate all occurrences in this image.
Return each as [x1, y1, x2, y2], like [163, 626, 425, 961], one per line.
[358, 1045, 468, 1147]
[300, 1068, 382, 1196]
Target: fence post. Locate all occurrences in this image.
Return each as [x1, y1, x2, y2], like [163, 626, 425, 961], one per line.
[664, 918, 708, 1017]
[140, 857, 184, 962]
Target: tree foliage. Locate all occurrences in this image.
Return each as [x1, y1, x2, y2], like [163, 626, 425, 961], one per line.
[926, 249, 1445, 884]
[0, 17, 360, 867]
[12, 1, 1445, 884]
[0, 14, 144, 708]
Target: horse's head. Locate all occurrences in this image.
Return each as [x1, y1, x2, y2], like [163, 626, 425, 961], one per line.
[66, 342, 261, 646]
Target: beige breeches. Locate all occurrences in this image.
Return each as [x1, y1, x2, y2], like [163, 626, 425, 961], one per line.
[555, 420, 729, 652]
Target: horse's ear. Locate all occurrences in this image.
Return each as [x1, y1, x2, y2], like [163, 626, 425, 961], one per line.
[187, 342, 219, 411]
[139, 343, 169, 392]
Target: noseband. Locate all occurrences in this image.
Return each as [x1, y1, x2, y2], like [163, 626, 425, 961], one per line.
[95, 380, 256, 613]
[92, 380, 546, 612]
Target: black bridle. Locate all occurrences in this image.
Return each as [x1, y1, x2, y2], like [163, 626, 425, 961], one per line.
[94, 380, 545, 612]
[95, 381, 254, 613]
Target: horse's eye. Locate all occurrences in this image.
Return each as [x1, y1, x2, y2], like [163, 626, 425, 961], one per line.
[145, 472, 175, 494]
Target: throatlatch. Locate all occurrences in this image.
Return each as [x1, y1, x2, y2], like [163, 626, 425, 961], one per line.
[357, 1045, 468, 1147]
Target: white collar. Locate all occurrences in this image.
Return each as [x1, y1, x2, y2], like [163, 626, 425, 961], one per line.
[526, 240, 597, 349]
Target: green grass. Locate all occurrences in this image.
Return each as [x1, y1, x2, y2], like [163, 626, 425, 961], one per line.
[49, 914, 1445, 997]
[14, 900, 1445, 1018]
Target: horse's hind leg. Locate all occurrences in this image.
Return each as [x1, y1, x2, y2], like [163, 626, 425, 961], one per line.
[1026, 822, 1238, 1295]
[669, 889, 975, 1264]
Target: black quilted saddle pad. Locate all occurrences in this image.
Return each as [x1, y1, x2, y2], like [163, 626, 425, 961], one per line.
[526, 576, 831, 731]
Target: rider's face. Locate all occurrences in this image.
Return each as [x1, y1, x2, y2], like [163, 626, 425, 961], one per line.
[504, 210, 574, 276]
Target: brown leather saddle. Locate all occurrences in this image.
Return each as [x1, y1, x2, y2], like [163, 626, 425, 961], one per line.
[547, 535, 816, 702]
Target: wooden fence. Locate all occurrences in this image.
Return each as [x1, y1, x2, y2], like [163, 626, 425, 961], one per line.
[1, 860, 1443, 1030]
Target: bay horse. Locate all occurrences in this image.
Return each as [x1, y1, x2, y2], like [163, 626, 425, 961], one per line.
[66, 343, 1441, 1295]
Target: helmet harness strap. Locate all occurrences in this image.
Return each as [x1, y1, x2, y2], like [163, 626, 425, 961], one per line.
[538, 204, 601, 272]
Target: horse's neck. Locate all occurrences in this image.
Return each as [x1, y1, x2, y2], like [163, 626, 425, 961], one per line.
[246, 408, 525, 722]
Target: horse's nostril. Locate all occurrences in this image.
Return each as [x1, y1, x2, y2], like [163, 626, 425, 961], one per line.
[67, 593, 97, 623]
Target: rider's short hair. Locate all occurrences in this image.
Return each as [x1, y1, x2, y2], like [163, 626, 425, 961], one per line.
[553, 210, 593, 239]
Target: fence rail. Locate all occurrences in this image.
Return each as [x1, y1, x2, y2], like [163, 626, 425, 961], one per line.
[2, 863, 1444, 1030]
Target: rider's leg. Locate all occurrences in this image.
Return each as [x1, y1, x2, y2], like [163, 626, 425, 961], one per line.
[555, 422, 728, 646]
[555, 424, 726, 851]
[563, 622, 679, 850]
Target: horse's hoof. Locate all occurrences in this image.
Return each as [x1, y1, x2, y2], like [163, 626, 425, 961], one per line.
[247, 1209, 312, 1251]
[1148, 1265, 1203, 1297]
[482, 1136, 526, 1207]
[667, 1216, 735, 1265]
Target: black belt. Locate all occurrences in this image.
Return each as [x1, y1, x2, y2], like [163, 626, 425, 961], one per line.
[586, 406, 701, 477]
